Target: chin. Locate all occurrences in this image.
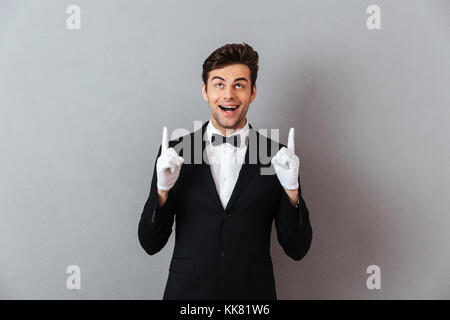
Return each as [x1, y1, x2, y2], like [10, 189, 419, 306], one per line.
[219, 120, 239, 129]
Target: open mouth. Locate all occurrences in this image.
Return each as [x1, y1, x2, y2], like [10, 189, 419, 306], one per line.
[219, 105, 240, 112]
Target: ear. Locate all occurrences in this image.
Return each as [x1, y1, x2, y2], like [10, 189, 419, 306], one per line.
[201, 82, 208, 102]
[250, 84, 257, 103]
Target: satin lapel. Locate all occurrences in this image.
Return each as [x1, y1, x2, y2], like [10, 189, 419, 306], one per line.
[196, 121, 223, 210]
[224, 124, 260, 212]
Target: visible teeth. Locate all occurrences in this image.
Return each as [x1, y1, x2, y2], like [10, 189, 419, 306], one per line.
[220, 105, 238, 110]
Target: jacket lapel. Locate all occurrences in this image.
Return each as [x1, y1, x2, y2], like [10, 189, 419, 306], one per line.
[224, 124, 260, 212]
[197, 121, 223, 210]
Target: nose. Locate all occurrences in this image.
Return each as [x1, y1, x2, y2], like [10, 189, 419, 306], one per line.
[223, 85, 236, 100]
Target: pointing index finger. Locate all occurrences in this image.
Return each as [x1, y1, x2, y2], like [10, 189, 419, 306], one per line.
[162, 126, 169, 152]
[287, 127, 295, 152]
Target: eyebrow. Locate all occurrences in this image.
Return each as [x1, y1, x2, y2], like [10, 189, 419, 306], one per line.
[210, 76, 248, 83]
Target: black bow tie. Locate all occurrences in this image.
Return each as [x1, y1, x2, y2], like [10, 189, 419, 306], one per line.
[211, 133, 241, 147]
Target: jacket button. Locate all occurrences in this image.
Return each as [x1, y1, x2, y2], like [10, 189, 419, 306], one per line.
[223, 213, 231, 220]
[219, 250, 226, 257]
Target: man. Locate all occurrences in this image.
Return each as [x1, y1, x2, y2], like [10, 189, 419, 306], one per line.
[138, 43, 312, 300]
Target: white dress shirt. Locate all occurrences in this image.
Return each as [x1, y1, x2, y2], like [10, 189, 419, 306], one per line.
[204, 119, 249, 209]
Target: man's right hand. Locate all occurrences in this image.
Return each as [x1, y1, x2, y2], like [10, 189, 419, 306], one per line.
[156, 127, 184, 193]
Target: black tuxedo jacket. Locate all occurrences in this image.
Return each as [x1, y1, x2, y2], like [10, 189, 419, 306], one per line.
[138, 121, 312, 300]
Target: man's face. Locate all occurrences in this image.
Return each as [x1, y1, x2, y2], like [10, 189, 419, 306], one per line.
[201, 63, 256, 135]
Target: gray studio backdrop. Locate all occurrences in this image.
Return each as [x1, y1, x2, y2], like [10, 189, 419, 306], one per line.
[0, 0, 449, 299]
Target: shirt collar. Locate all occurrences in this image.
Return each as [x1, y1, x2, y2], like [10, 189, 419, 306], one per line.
[204, 119, 249, 148]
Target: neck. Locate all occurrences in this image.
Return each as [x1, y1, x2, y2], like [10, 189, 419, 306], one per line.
[211, 117, 247, 136]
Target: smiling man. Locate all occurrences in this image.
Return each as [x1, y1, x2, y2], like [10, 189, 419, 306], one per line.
[138, 43, 312, 300]
[203, 63, 253, 134]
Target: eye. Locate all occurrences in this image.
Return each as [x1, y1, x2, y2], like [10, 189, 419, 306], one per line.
[235, 83, 243, 88]
[216, 83, 223, 88]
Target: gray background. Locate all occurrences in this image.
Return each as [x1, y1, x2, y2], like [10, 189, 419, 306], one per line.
[0, 0, 449, 299]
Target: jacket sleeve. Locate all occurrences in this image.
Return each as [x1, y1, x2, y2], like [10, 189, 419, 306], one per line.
[138, 145, 176, 255]
[274, 175, 312, 261]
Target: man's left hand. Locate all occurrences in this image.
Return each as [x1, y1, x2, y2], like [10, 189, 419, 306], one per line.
[271, 127, 300, 191]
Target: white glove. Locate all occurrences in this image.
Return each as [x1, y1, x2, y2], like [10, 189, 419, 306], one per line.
[156, 126, 184, 191]
[271, 128, 300, 190]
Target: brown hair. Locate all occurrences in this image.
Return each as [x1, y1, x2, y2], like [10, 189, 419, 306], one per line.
[202, 43, 259, 95]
